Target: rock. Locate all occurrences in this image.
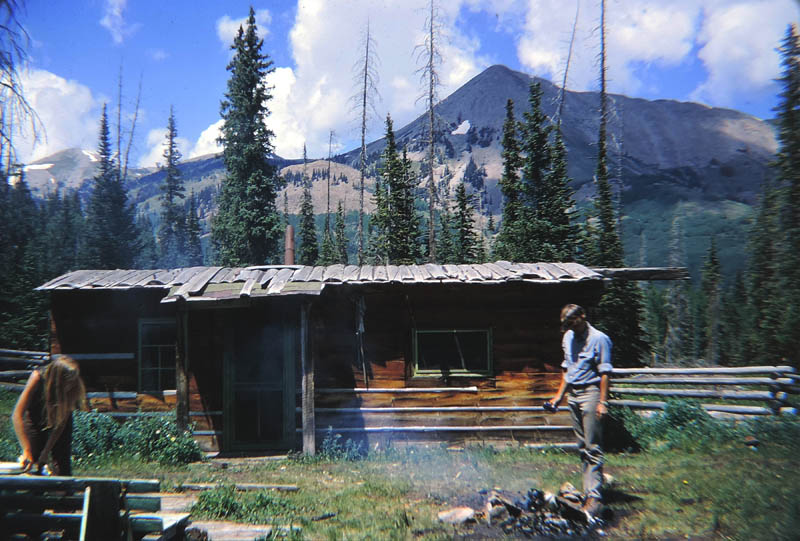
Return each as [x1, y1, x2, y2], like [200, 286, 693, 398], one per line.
[437, 506, 476, 524]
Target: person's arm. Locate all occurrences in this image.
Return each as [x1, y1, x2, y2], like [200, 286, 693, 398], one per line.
[37, 419, 69, 473]
[596, 335, 613, 417]
[596, 373, 610, 418]
[12, 370, 41, 472]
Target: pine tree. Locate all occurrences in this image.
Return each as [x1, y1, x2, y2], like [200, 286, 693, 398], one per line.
[157, 107, 185, 268]
[334, 201, 349, 265]
[494, 99, 523, 261]
[298, 145, 318, 266]
[390, 146, 422, 264]
[436, 203, 455, 264]
[370, 116, 421, 264]
[184, 192, 204, 266]
[453, 181, 482, 264]
[84, 104, 137, 269]
[518, 82, 552, 261]
[770, 24, 800, 366]
[538, 131, 576, 261]
[212, 7, 283, 266]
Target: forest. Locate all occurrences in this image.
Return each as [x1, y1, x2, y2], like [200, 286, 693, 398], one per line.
[1, 5, 798, 372]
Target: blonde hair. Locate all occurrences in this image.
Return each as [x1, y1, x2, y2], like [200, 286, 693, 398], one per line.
[42, 356, 87, 429]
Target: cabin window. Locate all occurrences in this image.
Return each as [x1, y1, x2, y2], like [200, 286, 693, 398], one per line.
[413, 329, 492, 376]
[138, 318, 176, 391]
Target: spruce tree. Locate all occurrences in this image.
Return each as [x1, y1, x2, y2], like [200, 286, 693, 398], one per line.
[157, 107, 185, 268]
[538, 131, 576, 261]
[212, 7, 283, 266]
[770, 24, 800, 366]
[298, 145, 318, 266]
[84, 104, 137, 269]
[437, 204, 455, 264]
[518, 82, 552, 261]
[453, 181, 482, 264]
[390, 146, 422, 264]
[334, 201, 349, 265]
[495, 99, 523, 261]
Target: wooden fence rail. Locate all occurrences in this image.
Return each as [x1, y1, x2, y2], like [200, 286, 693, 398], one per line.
[609, 365, 798, 417]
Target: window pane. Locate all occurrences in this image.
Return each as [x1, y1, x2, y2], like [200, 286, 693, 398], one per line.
[140, 320, 177, 392]
[417, 331, 489, 373]
[141, 369, 158, 391]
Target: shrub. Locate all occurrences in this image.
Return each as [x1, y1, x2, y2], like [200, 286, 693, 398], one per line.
[72, 410, 119, 460]
[114, 415, 203, 466]
[0, 422, 20, 461]
[619, 399, 738, 452]
[71, 411, 202, 466]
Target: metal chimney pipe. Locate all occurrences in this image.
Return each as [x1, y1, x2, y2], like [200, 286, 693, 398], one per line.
[284, 224, 295, 265]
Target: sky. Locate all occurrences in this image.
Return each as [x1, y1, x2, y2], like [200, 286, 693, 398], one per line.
[13, 0, 800, 168]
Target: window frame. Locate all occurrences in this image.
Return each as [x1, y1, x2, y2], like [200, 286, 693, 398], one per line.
[137, 317, 177, 392]
[412, 328, 493, 377]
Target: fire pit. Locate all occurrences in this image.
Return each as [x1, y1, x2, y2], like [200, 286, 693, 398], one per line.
[438, 482, 610, 538]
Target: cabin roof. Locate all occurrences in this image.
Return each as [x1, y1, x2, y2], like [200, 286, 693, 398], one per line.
[36, 261, 607, 303]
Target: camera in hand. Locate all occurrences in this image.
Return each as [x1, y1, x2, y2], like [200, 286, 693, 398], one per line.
[543, 401, 557, 412]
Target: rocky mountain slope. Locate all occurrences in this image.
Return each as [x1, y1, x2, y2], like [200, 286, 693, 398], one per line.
[20, 65, 778, 276]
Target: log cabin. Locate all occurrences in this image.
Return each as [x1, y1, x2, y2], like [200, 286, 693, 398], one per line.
[36, 262, 684, 454]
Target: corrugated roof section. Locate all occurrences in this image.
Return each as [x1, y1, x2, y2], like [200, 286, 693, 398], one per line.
[35, 261, 604, 303]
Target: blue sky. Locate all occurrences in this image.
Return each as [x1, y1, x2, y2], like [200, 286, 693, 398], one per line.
[14, 0, 800, 167]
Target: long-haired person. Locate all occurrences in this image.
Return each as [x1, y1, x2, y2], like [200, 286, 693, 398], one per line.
[12, 356, 86, 475]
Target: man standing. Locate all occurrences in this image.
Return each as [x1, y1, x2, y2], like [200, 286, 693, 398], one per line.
[544, 304, 612, 517]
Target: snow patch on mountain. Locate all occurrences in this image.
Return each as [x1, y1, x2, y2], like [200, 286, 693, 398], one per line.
[82, 150, 98, 162]
[25, 163, 54, 171]
[451, 120, 470, 135]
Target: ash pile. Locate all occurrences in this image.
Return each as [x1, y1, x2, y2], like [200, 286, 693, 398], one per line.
[438, 482, 610, 538]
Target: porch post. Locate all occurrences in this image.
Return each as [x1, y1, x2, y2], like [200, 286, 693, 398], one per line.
[176, 309, 189, 431]
[301, 300, 315, 455]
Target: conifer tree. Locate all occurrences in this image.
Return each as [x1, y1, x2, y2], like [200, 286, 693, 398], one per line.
[184, 192, 204, 266]
[770, 24, 800, 366]
[518, 82, 552, 261]
[495, 99, 523, 260]
[298, 145, 318, 265]
[538, 131, 576, 261]
[585, 0, 647, 366]
[212, 7, 283, 266]
[437, 204, 455, 264]
[84, 104, 137, 269]
[453, 181, 482, 264]
[334, 201, 349, 265]
[370, 115, 421, 264]
[157, 106, 185, 267]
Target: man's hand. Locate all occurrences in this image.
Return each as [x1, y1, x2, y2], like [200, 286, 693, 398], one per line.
[543, 399, 559, 413]
[596, 401, 608, 418]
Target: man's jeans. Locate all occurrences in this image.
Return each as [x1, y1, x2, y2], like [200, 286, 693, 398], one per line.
[567, 384, 604, 500]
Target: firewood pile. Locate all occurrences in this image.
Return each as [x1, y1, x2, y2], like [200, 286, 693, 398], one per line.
[438, 482, 608, 538]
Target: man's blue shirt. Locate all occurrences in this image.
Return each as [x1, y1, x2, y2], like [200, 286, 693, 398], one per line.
[561, 323, 613, 385]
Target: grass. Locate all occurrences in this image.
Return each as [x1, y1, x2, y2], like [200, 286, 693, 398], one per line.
[2, 390, 797, 539]
[67, 432, 799, 540]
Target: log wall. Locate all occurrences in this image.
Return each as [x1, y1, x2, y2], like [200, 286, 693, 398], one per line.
[303, 282, 602, 447]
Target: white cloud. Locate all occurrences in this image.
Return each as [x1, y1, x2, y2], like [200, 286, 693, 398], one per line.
[516, 0, 700, 96]
[513, 0, 798, 110]
[15, 69, 101, 163]
[691, 0, 799, 111]
[188, 119, 224, 159]
[150, 49, 168, 62]
[267, 0, 489, 158]
[216, 9, 272, 48]
[138, 127, 192, 168]
[99, 0, 139, 45]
